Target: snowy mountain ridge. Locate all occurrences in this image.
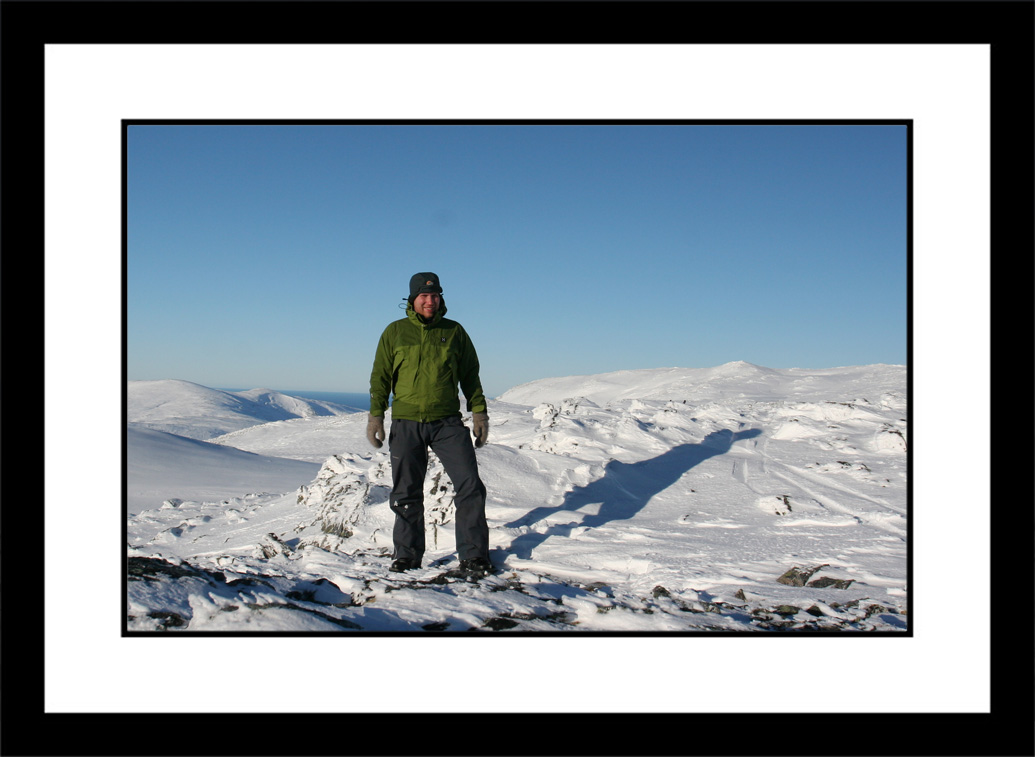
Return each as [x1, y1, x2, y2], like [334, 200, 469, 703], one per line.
[126, 379, 359, 440]
[126, 361, 910, 633]
[499, 361, 906, 406]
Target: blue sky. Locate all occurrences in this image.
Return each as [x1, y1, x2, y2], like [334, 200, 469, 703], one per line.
[126, 122, 908, 398]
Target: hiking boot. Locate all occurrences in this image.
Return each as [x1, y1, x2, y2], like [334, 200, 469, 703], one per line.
[390, 558, 419, 573]
[458, 557, 494, 575]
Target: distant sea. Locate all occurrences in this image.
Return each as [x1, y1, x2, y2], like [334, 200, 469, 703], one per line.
[219, 388, 371, 411]
[282, 390, 370, 411]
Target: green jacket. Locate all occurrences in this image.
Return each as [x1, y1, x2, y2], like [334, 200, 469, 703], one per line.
[369, 300, 487, 421]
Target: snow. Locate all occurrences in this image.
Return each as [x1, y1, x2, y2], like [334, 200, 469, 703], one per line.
[126, 362, 910, 634]
[125, 425, 322, 515]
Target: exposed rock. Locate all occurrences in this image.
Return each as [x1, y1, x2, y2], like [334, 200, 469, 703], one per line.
[483, 617, 520, 631]
[776, 564, 829, 586]
[256, 532, 292, 559]
[809, 576, 855, 589]
[128, 555, 206, 582]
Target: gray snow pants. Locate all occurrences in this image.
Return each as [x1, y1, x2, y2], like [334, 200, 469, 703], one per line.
[388, 416, 489, 564]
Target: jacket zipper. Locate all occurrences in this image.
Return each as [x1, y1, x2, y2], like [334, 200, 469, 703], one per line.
[418, 322, 429, 422]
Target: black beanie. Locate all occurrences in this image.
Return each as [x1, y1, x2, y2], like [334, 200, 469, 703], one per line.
[409, 272, 443, 300]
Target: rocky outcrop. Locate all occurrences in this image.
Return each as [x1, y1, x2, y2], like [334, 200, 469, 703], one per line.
[294, 452, 456, 552]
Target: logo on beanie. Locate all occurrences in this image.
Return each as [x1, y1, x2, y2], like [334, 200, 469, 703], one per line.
[426, 281, 434, 286]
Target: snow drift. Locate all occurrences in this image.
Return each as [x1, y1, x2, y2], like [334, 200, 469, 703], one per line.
[125, 425, 321, 516]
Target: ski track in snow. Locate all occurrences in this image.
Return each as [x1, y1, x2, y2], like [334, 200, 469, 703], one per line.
[126, 364, 909, 633]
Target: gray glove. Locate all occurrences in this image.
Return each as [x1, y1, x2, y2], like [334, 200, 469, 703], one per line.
[472, 412, 489, 448]
[367, 414, 386, 448]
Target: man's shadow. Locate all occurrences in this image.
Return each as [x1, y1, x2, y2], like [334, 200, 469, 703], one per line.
[505, 428, 762, 559]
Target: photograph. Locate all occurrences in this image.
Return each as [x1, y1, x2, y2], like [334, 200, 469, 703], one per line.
[124, 121, 912, 635]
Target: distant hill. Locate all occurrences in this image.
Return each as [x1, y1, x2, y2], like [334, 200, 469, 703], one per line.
[127, 379, 357, 440]
[498, 361, 906, 406]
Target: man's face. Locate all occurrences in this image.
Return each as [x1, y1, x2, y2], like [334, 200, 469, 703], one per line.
[414, 292, 441, 319]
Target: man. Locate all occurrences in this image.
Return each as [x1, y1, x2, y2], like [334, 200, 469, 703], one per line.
[367, 272, 492, 575]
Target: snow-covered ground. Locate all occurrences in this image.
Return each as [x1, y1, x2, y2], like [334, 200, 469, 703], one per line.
[126, 362, 909, 633]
